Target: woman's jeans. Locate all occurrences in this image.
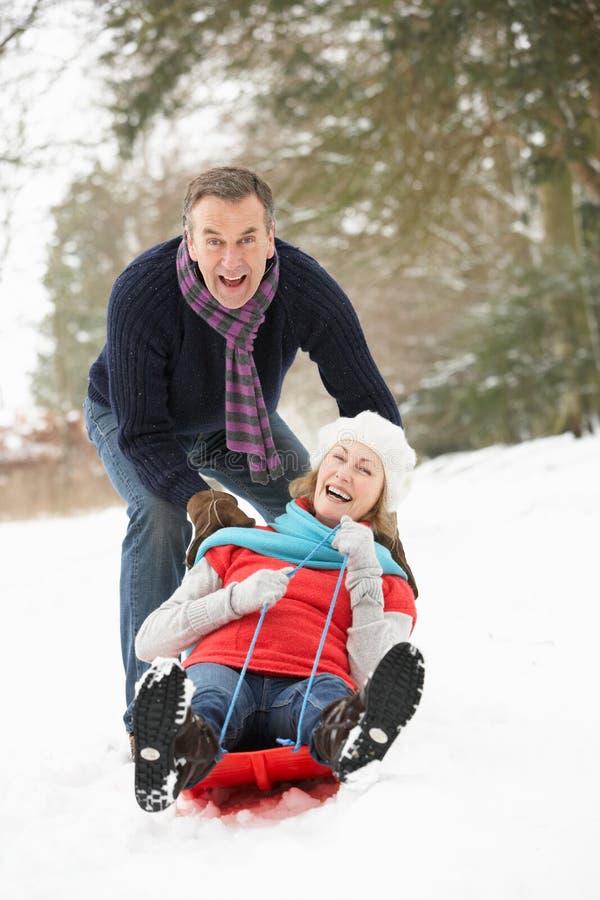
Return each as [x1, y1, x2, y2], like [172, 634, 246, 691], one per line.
[186, 663, 353, 777]
[84, 397, 309, 731]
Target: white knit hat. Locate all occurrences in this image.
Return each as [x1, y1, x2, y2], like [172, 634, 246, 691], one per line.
[310, 410, 417, 509]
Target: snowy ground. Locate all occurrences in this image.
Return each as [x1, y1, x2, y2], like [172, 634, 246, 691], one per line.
[2, 431, 599, 899]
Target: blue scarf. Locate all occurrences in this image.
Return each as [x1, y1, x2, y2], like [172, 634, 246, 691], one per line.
[193, 499, 407, 580]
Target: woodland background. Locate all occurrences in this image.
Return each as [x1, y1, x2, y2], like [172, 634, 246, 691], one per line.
[1, 0, 599, 519]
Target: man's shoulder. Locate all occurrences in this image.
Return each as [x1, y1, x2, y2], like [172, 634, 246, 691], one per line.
[276, 237, 325, 276]
[125, 236, 181, 272]
[275, 237, 349, 309]
[276, 237, 346, 290]
[111, 236, 181, 301]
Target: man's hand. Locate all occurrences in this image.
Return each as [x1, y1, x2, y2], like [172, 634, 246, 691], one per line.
[185, 489, 256, 568]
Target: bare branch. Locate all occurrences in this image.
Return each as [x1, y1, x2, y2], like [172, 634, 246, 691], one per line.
[0, 0, 45, 55]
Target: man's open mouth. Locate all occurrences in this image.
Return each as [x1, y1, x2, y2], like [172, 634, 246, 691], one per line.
[326, 485, 352, 502]
[219, 275, 246, 288]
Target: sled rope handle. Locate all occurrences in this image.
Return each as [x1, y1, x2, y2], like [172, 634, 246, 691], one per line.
[216, 523, 346, 754]
[277, 553, 348, 751]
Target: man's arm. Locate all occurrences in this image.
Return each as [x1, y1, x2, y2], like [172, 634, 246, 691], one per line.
[278, 243, 401, 425]
[105, 253, 211, 508]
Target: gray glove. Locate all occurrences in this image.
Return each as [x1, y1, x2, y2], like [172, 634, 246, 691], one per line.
[332, 516, 382, 588]
[230, 567, 294, 617]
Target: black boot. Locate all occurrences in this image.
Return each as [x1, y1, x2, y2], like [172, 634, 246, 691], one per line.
[312, 691, 365, 765]
[133, 658, 219, 812]
[313, 643, 425, 782]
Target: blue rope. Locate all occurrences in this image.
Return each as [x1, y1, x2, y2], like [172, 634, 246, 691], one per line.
[216, 522, 342, 755]
[277, 553, 348, 751]
[217, 601, 269, 752]
[284, 523, 342, 576]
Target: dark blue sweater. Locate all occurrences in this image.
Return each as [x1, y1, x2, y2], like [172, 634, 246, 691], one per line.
[88, 236, 400, 507]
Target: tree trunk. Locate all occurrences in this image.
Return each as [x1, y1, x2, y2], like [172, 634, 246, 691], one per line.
[537, 163, 587, 435]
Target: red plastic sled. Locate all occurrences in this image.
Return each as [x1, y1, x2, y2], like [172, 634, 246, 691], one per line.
[178, 745, 338, 819]
[181, 744, 333, 794]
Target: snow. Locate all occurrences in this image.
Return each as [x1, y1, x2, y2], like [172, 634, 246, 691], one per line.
[2, 431, 599, 898]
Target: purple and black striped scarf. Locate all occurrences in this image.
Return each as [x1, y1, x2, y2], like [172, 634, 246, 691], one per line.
[176, 238, 283, 484]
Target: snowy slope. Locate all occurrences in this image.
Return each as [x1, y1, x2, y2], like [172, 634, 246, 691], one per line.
[1, 432, 599, 899]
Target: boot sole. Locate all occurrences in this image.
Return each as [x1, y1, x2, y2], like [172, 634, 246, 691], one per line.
[133, 658, 191, 812]
[334, 642, 425, 782]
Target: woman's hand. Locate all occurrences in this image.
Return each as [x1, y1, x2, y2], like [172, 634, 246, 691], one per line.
[332, 516, 382, 581]
[230, 567, 294, 617]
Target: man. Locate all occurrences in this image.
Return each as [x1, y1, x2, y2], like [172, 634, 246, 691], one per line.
[85, 166, 401, 735]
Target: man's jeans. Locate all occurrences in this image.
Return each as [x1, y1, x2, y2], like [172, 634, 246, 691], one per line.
[84, 397, 309, 731]
[186, 663, 353, 776]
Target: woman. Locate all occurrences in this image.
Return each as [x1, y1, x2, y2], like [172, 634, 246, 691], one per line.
[133, 411, 425, 813]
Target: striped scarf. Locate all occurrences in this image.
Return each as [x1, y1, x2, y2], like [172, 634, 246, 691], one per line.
[176, 238, 283, 483]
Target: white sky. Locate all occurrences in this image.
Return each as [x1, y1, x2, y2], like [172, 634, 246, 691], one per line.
[0, 0, 110, 414]
[0, 1, 246, 416]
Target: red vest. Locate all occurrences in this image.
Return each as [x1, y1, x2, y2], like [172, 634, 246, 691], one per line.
[184, 540, 416, 690]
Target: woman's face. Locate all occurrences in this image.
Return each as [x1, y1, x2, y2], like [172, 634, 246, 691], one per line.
[313, 440, 385, 527]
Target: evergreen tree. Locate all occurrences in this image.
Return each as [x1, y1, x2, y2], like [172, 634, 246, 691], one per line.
[96, 0, 600, 443]
[408, 254, 600, 454]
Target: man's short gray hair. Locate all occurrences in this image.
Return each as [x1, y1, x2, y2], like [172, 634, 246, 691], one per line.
[183, 166, 275, 234]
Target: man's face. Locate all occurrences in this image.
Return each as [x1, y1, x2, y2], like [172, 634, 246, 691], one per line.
[186, 194, 275, 309]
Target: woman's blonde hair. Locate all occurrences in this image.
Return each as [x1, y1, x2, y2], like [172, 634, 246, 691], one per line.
[289, 468, 397, 546]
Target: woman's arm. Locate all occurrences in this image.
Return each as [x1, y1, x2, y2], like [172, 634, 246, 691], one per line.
[135, 558, 236, 661]
[333, 516, 415, 686]
[346, 575, 414, 687]
[135, 558, 293, 662]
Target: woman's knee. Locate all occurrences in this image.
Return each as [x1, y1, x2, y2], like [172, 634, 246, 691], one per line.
[300, 675, 352, 715]
[187, 664, 252, 742]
